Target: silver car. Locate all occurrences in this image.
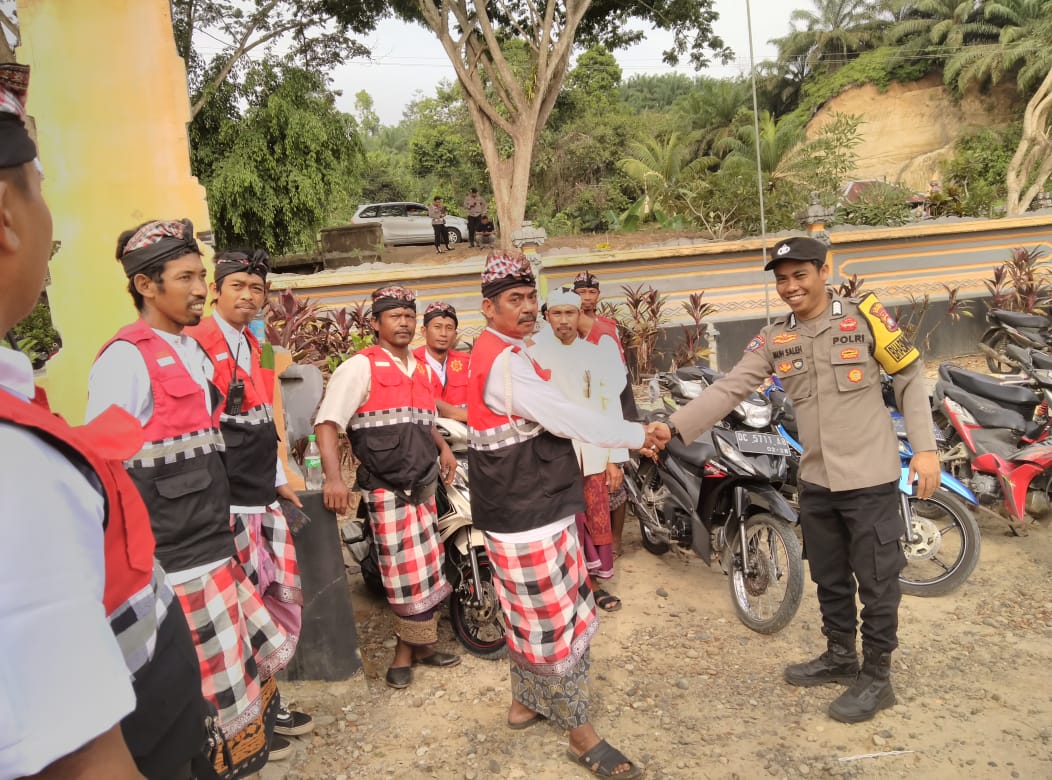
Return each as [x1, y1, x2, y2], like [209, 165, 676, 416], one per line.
[352, 201, 469, 247]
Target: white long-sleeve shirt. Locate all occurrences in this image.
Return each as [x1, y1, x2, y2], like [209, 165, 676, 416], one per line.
[0, 347, 135, 779]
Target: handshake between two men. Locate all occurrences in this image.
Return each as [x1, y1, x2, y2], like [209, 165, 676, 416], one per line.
[638, 421, 675, 460]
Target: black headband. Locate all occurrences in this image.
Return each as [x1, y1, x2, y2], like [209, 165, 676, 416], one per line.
[0, 65, 35, 169]
[117, 219, 202, 279]
[215, 249, 270, 282]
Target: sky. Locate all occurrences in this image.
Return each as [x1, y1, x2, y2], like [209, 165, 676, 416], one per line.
[324, 0, 795, 125]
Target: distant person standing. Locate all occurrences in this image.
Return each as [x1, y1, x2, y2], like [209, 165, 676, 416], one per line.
[463, 188, 488, 248]
[429, 196, 451, 253]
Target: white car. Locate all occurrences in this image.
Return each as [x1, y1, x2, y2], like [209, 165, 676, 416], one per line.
[352, 202, 469, 247]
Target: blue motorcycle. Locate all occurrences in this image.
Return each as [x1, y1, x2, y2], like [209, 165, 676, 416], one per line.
[765, 375, 981, 597]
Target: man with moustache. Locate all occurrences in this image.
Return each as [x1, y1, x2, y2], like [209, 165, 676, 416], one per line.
[89, 220, 293, 776]
[468, 252, 665, 779]
[649, 236, 940, 723]
[413, 301, 469, 422]
[315, 286, 460, 689]
[186, 248, 314, 751]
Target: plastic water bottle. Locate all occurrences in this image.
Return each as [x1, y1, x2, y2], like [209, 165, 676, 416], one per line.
[304, 434, 323, 490]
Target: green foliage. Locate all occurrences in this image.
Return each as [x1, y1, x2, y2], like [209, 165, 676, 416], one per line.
[945, 125, 1022, 196]
[200, 61, 363, 254]
[983, 246, 1050, 312]
[618, 73, 698, 112]
[264, 288, 373, 373]
[837, 181, 916, 226]
[796, 47, 934, 117]
[5, 297, 61, 370]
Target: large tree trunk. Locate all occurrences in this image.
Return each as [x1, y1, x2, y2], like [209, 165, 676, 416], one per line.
[415, 1, 591, 249]
[1006, 66, 1052, 215]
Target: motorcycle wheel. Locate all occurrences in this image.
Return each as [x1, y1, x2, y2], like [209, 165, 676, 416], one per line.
[980, 328, 1017, 375]
[899, 489, 981, 597]
[448, 557, 508, 660]
[625, 460, 670, 555]
[727, 513, 804, 634]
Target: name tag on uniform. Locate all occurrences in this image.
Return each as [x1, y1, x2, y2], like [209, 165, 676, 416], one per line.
[375, 361, 391, 367]
[157, 355, 176, 367]
[215, 352, 229, 361]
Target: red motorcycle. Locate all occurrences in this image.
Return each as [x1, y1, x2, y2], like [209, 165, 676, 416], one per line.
[935, 365, 1052, 531]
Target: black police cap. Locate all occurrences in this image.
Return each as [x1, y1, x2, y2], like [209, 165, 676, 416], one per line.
[764, 236, 829, 271]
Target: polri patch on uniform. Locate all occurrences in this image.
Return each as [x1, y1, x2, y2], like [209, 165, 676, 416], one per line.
[792, 359, 804, 370]
[772, 332, 798, 345]
[745, 334, 766, 353]
[840, 348, 860, 360]
[868, 301, 899, 332]
[840, 318, 858, 332]
[848, 368, 863, 383]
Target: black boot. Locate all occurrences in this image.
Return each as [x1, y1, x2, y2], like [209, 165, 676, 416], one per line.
[784, 631, 859, 687]
[828, 647, 896, 723]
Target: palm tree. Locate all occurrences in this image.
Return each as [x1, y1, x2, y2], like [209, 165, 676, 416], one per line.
[618, 132, 716, 218]
[943, 0, 1052, 93]
[717, 112, 810, 188]
[771, 0, 885, 74]
[886, 0, 999, 55]
[672, 78, 752, 156]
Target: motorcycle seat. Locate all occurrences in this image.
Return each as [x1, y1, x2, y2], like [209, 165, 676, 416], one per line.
[990, 309, 1049, 330]
[939, 382, 1029, 434]
[1031, 351, 1052, 370]
[938, 363, 1038, 418]
[666, 436, 716, 469]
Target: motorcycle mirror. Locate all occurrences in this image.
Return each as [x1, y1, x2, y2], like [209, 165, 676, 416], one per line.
[647, 377, 662, 403]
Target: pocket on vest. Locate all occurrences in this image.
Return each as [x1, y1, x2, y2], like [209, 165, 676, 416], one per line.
[155, 468, 213, 499]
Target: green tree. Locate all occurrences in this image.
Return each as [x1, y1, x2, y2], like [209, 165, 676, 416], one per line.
[618, 132, 715, 218]
[618, 73, 698, 112]
[672, 78, 751, 156]
[772, 0, 885, 74]
[383, 0, 732, 241]
[202, 62, 364, 253]
[886, 0, 997, 54]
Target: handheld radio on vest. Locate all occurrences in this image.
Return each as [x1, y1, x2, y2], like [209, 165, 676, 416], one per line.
[225, 336, 246, 415]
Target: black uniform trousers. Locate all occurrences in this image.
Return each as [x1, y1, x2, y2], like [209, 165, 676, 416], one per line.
[798, 479, 905, 653]
[467, 214, 482, 246]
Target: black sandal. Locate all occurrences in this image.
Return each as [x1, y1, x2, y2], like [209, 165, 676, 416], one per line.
[566, 739, 643, 778]
[593, 588, 622, 612]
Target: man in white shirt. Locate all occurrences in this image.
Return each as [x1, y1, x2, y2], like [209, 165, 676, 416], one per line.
[0, 66, 141, 780]
[88, 220, 292, 776]
[529, 287, 628, 612]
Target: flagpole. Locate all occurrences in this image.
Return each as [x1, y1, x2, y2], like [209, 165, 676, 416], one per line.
[745, 0, 772, 325]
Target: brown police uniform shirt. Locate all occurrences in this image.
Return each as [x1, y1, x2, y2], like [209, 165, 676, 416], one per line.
[669, 293, 936, 492]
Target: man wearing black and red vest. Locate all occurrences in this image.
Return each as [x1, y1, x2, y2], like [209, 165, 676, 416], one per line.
[468, 252, 664, 779]
[315, 285, 460, 689]
[89, 220, 294, 777]
[413, 300, 469, 422]
[0, 71, 208, 779]
[573, 270, 639, 559]
[186, 248, 314, 743]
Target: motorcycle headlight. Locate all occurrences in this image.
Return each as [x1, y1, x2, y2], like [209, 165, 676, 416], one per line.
[737, 398, 772, 428]
[713, 433, 757, 476]
[677, 379, 704, 400]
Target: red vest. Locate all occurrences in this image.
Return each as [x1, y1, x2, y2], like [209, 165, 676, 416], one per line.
[187, 316, 279, 505]
[584, 315, 625, 362]
[0, 388, 154, 616]
[413, 345, 470, 408]
[347, 345, 439, 491]
[466, 330, 585, 532]
[99, 320, 233, 571]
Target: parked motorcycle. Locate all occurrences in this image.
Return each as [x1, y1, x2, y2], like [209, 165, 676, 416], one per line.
[623, 371, 804, 634]
[341, 418, 506, 659]
[936, 352, 1052, 533]
[980, 308, 1052, 374]
[761, 370, 982, 597]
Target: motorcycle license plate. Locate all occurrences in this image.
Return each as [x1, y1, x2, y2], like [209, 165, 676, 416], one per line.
[735, 430, 792, 456]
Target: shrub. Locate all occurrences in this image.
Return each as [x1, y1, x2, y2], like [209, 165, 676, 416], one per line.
[837, 182, 915, 227]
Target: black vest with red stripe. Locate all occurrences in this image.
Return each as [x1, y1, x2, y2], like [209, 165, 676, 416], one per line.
[347, 345, 439, 492]
[466, 330, 585, 533]
[99, 320, 234, 571]
[187, 316, 279, 505]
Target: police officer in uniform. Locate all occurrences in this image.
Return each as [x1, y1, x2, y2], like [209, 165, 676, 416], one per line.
[650, 236, 940, 723]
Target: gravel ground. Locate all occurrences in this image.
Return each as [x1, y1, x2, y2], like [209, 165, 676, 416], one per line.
[260, 353, 1052, 779]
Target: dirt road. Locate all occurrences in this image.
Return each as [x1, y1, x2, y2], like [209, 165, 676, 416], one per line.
[264, 505, 1052, 780]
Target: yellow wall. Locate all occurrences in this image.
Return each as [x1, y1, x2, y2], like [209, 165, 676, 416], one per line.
[17, 0, 211, 422]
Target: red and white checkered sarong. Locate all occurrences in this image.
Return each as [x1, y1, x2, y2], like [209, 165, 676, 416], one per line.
[364, 488, 452, 617]
[230, 504, 303, 635]
[484, 522, 598, 675]
[172, 559, 294, 738]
